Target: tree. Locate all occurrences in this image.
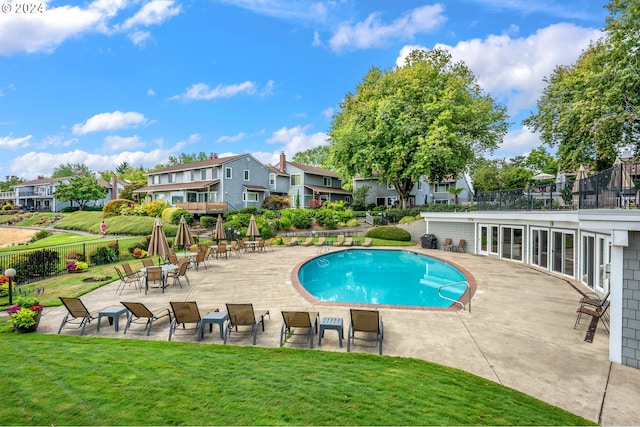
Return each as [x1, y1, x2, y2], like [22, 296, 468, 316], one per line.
[119, 181, 147, 202]
[524, 147, 558, 175]
[292, 146, 331, 168]
[52, 163, 93, 178]
[53, 175, 107, 210]
[329, 48, 508, 208]
[470, 158, 534, 193]
[0, 176, 25, 192]
[524, 0, 640, 171]
[448, 187, 464, 205]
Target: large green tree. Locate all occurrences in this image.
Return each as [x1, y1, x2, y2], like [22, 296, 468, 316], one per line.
[524, 0, 639, 171]
[0, 176, 25, 192]
[470, 158, 534, 193]
[292, 146, 330, 168]
[52, 163, 93, 178]
[329, 48, 508, 208]
[54, 175, 107, 210]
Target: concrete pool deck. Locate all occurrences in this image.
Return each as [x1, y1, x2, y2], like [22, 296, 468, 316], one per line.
[36, 245, 640, 425]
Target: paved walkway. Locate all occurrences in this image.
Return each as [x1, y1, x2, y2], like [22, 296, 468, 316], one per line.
[36, 245, 640, 425]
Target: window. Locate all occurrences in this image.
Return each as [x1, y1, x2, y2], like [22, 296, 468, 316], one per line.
[243, 170, 250, 181]
[345, 196, 351, 204]
[187, 192, 197, 202]
[552, 230, 575, 277]
[436, 182, 449, 193]
[386, 182, 394, 190]
[171, 195, 183, 205]
[208, 192, 217, 203]
[323, 177, 332, 187]
[225, 167, 232, 179]
[201, 169, 207, 180]
[501, 226, 523, 261]
[168, 174, 173, 184]
[243, 192, 258, 202]
[531, 228, 549, 269]
[434, 199, 449, 205]
[290, 174, 301, 186]
[417, 181, 422, 191]
[189, 171, 195, 182]
[269, 173, 275, 186]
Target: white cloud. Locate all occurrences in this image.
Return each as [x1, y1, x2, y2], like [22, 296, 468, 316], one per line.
[321, 107, 334, 119]
[496, 126, 542, 158]
[128, 30, 151, 47]
[104, 135, 144, 150]
[172, 81, 255, 100]
[40, 135, 77, 148]
[72, 111, 148, 135]
[217, 0, 330, 22]
[329, 4, 446, 52]
[397, 23, 602, 117]
[262, 125, 328, 165]
[217, 132, 247, 143]
[0, 135, 31, 149]
[121, 0, 181, 30]
[147, 88, 156, 96]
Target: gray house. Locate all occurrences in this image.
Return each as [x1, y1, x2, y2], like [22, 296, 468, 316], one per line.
[353, 174, 473, 207]
[136, 153, 273, 213]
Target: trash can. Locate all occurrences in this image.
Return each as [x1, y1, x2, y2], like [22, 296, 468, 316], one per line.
[420, 234, 437, 249]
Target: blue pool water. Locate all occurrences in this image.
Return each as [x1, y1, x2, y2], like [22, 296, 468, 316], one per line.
[297, 249, 468, 308]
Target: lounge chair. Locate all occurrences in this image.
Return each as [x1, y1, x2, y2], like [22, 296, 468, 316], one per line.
[279, 311, 319, 348]
[575, 291, 610, 329]
[300, 237, 314, 246]
[441, 238, 453, 251]
[333, 235, 345, 246]
[224, 303, 270, 345]
[286, 237, 300, 246]
[314, 237, 326, 246]
[576, 299, 610, 332]
[168, 301, 202, 341]
[58, 297, 98, 335]
[451, 239, 465, 252]
[343, 237, 353, 247]
[121, 301, 171, 335]
[114, 266, 141, 295]
[361, 237, 372, 247]
[347, 309, 384, 355]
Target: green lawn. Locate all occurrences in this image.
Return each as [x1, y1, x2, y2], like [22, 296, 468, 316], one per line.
[0, 334, 594, 426]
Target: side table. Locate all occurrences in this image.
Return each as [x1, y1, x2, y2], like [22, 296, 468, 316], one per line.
[97, 306, 128, 332]
[200, 311, 229, 341]
[318, 316, 343, 347]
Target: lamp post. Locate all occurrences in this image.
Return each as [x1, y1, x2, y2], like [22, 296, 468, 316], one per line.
[4, 268, 16, 305]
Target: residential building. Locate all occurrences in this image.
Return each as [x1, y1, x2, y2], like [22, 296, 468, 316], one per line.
[135, 153, 273, 213]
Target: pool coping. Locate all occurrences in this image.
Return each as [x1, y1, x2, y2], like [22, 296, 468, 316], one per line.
[291, 247, 477, 312]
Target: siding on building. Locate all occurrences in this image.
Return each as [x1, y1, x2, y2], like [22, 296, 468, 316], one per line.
[425, 220, 475, 251]
[623, 231, 640, 369]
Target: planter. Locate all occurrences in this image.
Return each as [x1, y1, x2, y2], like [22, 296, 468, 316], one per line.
[67, 268, 84, 273]
[14, 312, 41, 333]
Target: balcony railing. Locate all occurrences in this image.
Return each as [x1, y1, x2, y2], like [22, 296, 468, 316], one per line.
[176, 202, 228, 213]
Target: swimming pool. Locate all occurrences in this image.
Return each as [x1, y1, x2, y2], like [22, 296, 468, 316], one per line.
[296, 249, 471, 309]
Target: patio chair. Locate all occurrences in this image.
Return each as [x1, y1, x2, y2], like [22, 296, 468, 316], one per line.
[122, 262, 142, 281]
[333, 235, 345, 246]
[257, 239, 266, 252]
[347, 309, 384, 355]
[343, 237, 353, 247]
[114, 266, 141, 295]
[361, 237, 372, 247]
[441, 238, 453, 251]
[264, 238, 274, 251]
[314, 237, 326, 246]
[224, 303, 270, 345]
[300, 237, 314, 246]
[142, 258, 155, 268]
[191, 250, 208, 271]
[279, 311, 319, 348]
[576, 299, 610, 332]
[58, 297, 98, 335]
[121, 301, 171, 336]
[167, 258, 190, 288]
[217, 242, 229, 259]
[167, 253, 179, 265]
[451, 239, 465, 252]
[144, 266, 165, 294]
[574, 291, 610, 329]
[168, 301, 202, 341]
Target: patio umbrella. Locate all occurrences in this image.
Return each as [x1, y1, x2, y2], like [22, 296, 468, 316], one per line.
[532, 172, 555, 181]
[148, 217, 171, 259]
[214, 214, 226, 243]
[174, 215, 194, 250]
[572, 165, 588, 207]
[246, 214, 259, 241]
[609, 157, 634, 189]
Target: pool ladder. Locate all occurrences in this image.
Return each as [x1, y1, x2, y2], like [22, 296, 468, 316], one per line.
[438, 281, 471, 313]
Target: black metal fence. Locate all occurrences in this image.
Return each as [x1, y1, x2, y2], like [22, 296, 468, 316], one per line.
[1, 240, 123, 286]
[477, 162, 639, 211]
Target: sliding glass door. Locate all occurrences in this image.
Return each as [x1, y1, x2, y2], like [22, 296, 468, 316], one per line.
[531, 228, 549, 269]
[552, 230, 575, 278]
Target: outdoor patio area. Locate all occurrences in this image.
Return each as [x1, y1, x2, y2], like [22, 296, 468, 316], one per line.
[37, 244, 640, 426]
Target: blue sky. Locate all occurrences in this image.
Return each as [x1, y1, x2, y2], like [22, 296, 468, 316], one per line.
[1, 0, 607, 180]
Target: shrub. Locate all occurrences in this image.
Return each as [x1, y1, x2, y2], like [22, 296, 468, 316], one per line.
[89, 245, 119, 265]
[65, 251, 86, 262]
[239, 206, 258, 214]
[262, 194, 290, 210]
[30, 229, 52, 242]
[127, 237, 150, 254]
[366, 226, 412, 242]
[308, 199, 322, 209]
[399, 216, 417, 224]
[103, 199, 134, 217]
[13, 249, 60, 282]
[165, 208, 192, 225]
[143, 200, 169, 217]
[346, 218, 359, 227]
[200, 216, 216, 228]
[60, 206, 80, 213]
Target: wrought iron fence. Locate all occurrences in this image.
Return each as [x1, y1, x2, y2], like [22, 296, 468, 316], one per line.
[0, 240, 123, 286]
[477, 162, 640, 211]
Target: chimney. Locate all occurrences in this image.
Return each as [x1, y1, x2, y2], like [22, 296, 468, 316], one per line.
[210, 152, 218, 159]
[37, 175, 44, 180]
[279, 151, 286, 172]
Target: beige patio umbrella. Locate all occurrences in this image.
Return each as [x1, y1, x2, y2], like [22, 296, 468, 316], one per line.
[572, 165, 588, 207]
[610, 157, 634, 189]
[246, 214, 259, 241]
[174, 215, 194, 250]
[148, 217, 171, 259]
[214, 214, 226, 243]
